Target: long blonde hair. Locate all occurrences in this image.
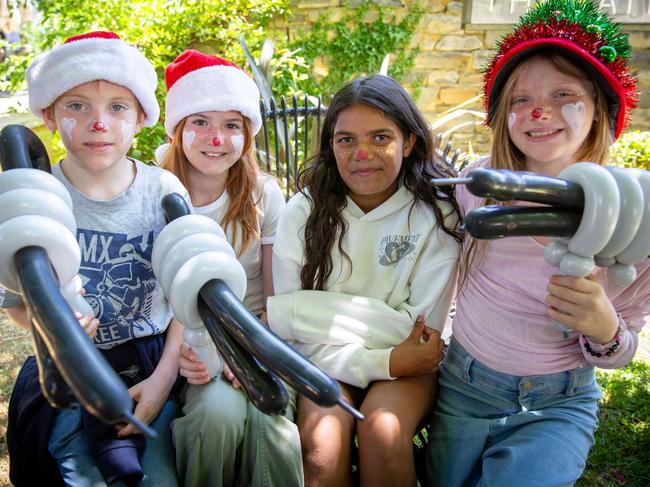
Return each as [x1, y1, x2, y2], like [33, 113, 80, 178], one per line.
[161, 117, 260, 255]
[461, 52, 612, 284]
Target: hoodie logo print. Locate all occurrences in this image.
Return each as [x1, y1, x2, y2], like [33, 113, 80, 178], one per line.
[379, 234, 420, 266]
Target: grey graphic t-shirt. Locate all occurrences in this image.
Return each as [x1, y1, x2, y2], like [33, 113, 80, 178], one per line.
[52, 160, 189, 350]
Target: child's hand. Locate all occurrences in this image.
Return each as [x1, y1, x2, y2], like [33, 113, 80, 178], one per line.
[546, 274, 619, 343]
[389, 316, 444, 378]
[115, 374, 167, 438]
[74, 311, 99, 339]
[223, 363, 241, 389]
[178, 344, 211, 385]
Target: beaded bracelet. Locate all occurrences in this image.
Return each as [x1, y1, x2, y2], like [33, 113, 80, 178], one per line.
[582, 327, 622, 358]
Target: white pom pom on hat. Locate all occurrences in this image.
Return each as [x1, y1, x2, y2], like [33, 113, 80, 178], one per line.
[26, 31, 160, 127]
[163, 49, 261, 137]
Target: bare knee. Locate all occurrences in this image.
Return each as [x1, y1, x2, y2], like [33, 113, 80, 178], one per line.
[357, 411, 413, 463]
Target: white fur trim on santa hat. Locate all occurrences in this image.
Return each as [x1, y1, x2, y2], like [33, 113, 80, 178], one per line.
[26, 37, 159, 126]
[164, 65, 261, 137]
[154, 143, 171, 165]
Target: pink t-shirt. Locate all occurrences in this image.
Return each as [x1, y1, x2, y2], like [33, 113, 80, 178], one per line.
[453, 158, 650, 376]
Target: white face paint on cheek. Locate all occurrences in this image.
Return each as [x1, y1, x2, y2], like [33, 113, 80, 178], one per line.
[61, 118, 76, 140]
[231, 134, 244, 154]
[119, 120, 135, 143]
[182, 130, 196, 151]
[508, 112, 517, 132]
[561, 101, 586, 135]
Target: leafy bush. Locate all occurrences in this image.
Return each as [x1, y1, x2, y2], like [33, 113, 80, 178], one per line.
[610, 131, 650, 170]
[282, 0, 423, 100]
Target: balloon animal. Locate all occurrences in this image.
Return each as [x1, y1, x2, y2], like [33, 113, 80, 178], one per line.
[433, 163, 650, 287]
[0, 125, 154, 436]
[153, 193, 363, 420]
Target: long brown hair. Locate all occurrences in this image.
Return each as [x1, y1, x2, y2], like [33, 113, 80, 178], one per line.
[161, 116, 260, 255]
[297, 75, 463, 291]
[461, 52, 613, 283]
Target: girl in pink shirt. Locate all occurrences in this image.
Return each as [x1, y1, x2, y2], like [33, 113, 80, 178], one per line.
[426, 1, 649, 486]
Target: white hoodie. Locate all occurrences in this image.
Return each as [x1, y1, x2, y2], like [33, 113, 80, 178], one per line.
[267, 186, 460, 388]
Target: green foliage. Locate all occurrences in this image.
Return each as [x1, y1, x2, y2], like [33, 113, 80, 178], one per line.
[0, 0, 291, 161]
[278, 0, 423, 99]
[578, 362, 650, 486]
[610, 130, 650, 170]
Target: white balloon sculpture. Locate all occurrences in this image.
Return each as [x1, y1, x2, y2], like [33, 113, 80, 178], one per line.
[0, 168, 93, 316]
[544, 163, 650, 288]
[151, 214, 247, 378]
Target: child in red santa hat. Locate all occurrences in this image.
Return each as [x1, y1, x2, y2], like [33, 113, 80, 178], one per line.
[157, 49, 302, 487]
[5, 31, 189, 487]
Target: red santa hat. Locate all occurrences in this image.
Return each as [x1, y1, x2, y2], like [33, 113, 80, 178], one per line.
[26, 31, 159, 126]
[163, 49, 261, 137]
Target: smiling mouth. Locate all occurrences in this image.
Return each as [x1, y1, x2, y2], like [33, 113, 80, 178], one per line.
[354, 168, 379, 176]
[202, 151, 227, 158]
[526, 128, 563, 138]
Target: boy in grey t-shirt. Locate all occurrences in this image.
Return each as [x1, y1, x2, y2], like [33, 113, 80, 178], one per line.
[4, 31, 189, 486]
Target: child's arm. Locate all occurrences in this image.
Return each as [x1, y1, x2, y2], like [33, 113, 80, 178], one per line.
[116, 317, 183, 437]
[546, 273, 647, 368]
[4, 298, 98, 338]
[292, 315, 444, 388]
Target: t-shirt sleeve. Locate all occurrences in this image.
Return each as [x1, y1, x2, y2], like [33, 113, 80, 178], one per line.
[457, 156, 491, 217]
[156, 166, 193, 212]
[258, 176, 286, 246]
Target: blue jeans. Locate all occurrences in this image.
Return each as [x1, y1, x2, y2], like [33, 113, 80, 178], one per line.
[48, 399, 180, 487]
[426, 339, 602, 487]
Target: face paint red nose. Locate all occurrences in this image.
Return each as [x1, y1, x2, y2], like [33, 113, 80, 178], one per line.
[211, 137, 222, 146]
[92, 121, 105, 131]
[531, 108, 543, 120]
[357, 149, 369, 160]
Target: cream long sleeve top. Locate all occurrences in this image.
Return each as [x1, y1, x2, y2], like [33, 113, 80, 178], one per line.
[267, 186, 460, 388]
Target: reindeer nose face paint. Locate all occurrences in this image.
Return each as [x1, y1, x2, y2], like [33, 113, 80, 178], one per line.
[531, 106, 551, 121]
[357, 149, 369, 160]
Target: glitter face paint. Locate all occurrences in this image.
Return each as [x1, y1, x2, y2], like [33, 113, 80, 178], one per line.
[61, 118, 77, 140]
[182, 130, 196, 150]
[561, 101, 586, 135]
[119, 120, 135, 143]
[231, 134, 244, 154]
[508, 112, 517, 132]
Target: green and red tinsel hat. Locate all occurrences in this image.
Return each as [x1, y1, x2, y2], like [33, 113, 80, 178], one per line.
[484, 0, 638, 140]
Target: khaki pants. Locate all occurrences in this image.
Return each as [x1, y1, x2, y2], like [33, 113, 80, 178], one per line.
[172, 375, 304, 487]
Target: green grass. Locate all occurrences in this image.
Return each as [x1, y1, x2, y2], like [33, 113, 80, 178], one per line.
[0, 314, 647, 486]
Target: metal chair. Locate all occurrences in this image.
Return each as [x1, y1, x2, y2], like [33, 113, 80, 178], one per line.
[255, 95, 327, 199]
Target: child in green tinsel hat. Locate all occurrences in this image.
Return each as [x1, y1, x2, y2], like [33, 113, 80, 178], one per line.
[425, 1, 646, 486]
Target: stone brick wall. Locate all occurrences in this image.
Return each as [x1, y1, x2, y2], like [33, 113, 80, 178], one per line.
[280, 0, 650, 155]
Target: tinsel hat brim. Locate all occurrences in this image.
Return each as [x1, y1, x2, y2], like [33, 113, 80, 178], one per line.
[485, 38, 631, 140]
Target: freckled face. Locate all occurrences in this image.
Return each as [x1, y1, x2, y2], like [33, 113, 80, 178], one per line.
[43, 80, 144, 172]
[332, 104, 415, 212]
[181, 110, 246, 178]
[507, 58, 596, 174]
